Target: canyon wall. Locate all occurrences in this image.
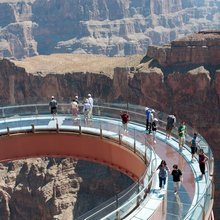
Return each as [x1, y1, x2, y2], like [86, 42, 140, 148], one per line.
[0, 0, 220, 58]
[0, 30, 220, 217]
[1, 55, 220, 217]
[147, 30, 220, 66]
[0, 158, 132, 220]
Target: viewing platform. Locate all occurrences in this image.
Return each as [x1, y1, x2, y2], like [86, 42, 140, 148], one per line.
[0, 103, 214, 220]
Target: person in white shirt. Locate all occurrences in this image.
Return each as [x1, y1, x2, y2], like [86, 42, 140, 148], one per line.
[87, 93, 93, 119]
[71, 98, 78, 120]
[83, 99, 91, 124]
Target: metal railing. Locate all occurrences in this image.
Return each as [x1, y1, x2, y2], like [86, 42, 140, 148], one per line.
[0, 103, 158, 220]
[0, 103, 214, 220]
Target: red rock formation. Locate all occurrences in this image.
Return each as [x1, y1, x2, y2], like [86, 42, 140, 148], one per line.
[0, 158, 132, 219]
[147, 31, 220, 66]
[0, 41, 220, 215]
[0, 1, 220, 58]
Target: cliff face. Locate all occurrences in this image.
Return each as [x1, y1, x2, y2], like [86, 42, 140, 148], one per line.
[0, 158, 132, 219]
[0, 56, 219, 154]
[147, 30, 220, 66]
[0, 0, 220, 58]
[0, 45, 219, 136]
[0, 30, 220, 216]
[0, 158, 81, 220]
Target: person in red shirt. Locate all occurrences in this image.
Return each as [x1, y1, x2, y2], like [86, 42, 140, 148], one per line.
[120, 111, 130, 132]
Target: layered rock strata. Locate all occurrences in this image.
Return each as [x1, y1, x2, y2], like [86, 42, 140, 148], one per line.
[147, 30, 220, 66]
[0, 30, 220, 216]
[0, 0, 220, 58]
[0, 158, 132, 219]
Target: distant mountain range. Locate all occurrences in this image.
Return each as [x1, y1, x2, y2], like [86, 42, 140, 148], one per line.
[0, 0, 219, 59]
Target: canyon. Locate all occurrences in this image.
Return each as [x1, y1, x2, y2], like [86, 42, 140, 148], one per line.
[0, 0, 220, 58]
[0, 30, 220, 218]
[0, 158, 133, 219]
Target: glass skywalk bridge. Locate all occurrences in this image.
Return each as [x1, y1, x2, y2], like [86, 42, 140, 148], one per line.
[0, 103, 214, 220]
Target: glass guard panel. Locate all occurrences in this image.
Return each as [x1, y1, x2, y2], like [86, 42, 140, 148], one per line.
[0, 103, 214, 220]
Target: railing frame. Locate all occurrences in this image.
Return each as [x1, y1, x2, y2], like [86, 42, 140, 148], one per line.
[0, 103, 214, 220]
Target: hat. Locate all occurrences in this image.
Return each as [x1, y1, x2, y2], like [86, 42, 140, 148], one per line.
[85, 99, 89, 103]
[151, 109, 155, 113]
[51, 96, 54, 99]
[75, 95, 78, 99]
[88, 94, 91, 97]
[145, 107, 149, 111]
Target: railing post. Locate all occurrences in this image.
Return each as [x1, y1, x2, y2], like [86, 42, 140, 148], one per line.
[119, 132, 122, 145]
[7, 127, 10, 135]
[136, 181, 141, 206]
[209, 157, 214, 176]
[100, 124, 103, 139]
[144, 137, 147, 164]
[202, 204, 206, 220]
[79, 125, 82, 135]
[35, 106, 38, 115]
[31, 124, 35, 133]
[211, 178, 215, 200]
[56, 122, 59, 133]
[115, 194, 120, 220]
[100, 128, 103, 139]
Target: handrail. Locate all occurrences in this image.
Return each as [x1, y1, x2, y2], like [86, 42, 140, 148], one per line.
[0, 103, 214, 220]
[99, 103, 214, 220]
[0, 103, 158, 220]
[101, 169, 157, 220]
[184, 181, 212, 219]
[78, 169, 149, 220]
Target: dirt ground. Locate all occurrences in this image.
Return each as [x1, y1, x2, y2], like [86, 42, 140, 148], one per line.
[13, 54, 143, 78]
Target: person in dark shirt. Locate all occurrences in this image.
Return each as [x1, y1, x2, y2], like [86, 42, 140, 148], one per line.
[198, 149, 208, 179]
[49, 96, 58, 120]
[148, 109, 155, 134]
[145, 107, 151, 130]
[171, 164, 183, 194]
[156, 160, 170, 190]
[152, 118, 158, 143]
[190, 133, 198, 163]
[166, 114, 176, 139]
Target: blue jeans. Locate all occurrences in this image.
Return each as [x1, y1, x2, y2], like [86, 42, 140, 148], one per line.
[159, 177, 166, 188]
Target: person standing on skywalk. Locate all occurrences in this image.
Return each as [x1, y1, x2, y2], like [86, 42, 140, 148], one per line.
[49, 96, 58, 120]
